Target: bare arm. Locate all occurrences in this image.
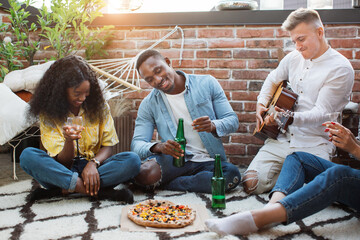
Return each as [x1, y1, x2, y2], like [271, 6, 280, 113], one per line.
[81, 146, 113, 196]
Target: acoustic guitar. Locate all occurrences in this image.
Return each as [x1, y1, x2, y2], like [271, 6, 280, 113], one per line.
[253, 81, 298, 141]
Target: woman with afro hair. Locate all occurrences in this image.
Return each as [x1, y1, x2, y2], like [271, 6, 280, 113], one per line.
[20, 55, 141, 203]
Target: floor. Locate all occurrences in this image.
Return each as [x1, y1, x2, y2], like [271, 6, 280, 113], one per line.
[0, 151, 32, 186]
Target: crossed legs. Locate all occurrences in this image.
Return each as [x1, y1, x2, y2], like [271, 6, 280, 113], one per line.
[135, 154, 241, 193]
[20, 147, 141, 200]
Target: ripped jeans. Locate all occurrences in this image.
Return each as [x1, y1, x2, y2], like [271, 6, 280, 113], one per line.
[244, 138, 332, 194]
[143, 154, 241, 193]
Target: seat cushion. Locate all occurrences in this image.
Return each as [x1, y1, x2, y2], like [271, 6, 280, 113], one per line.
[0, 83, 36, 145]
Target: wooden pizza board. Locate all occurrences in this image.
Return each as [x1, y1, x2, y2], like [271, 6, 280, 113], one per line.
[120, 204, 209, 232]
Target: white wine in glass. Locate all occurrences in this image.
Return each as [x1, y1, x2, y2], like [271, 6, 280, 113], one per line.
[322, 112, 342, 160]
[66, 116, 83, 160]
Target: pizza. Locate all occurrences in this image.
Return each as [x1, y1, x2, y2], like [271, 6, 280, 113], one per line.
[127, 199, 196, 228]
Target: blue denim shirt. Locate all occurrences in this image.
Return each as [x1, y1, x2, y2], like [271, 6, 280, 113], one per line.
[131, 71, 239, 161]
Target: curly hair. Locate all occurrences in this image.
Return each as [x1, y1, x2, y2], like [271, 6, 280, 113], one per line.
[29, 55, 105, 123]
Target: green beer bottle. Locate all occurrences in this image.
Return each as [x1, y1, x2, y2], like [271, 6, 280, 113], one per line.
[173, 118, 186, 167]
[211, 154, 226, 209]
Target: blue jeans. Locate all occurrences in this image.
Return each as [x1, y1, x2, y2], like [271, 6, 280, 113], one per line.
[146, 154, 241, 193]
[270, 151, 360, 224]
[20, 147, 141, 191]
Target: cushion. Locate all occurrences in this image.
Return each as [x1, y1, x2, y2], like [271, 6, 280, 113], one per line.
[3, 61, 55, 93]
[15, 90, 33, 103]
[0, 83, 36, 145]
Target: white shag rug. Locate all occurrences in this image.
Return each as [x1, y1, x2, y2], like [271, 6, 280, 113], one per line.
[1, 179, 359, 240]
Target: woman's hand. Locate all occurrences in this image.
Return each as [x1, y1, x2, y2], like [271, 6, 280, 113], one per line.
[323, 121, 360, 158]
[81, 161, 100, 196]
[57, 125, 85, 167]
[63, 125, 84, 141]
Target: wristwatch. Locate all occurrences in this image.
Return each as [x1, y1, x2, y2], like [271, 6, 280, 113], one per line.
[90, 158, 100, 168]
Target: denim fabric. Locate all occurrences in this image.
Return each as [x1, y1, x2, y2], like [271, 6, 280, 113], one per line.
[20, 147, 141, 191]
[147, 154, 241, 193]
[247, 138, 331, 194]
[271, 151, 360, 224]
[131, 71, 239, 162]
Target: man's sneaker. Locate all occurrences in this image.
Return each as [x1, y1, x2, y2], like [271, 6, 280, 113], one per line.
[95, 188, 134, 204]
[27, 187, 62, 202]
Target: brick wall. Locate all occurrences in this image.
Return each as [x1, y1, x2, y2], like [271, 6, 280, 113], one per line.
[3, 15, 360, 165]
[72, 24, 358, 166]
[0, 9, 9, 24]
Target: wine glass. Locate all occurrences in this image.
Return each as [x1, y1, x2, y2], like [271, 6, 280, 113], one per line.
[66, 116, 83, 160]
[322, 112, 342, 160]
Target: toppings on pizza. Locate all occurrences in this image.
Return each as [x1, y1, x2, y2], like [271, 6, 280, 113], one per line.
[127, 200, 196, 228]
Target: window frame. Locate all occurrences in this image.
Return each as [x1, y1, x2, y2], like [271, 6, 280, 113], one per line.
[90, 9, 360, 27]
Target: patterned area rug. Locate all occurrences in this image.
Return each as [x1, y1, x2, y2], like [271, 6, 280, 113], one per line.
[1, 179, 360, 240]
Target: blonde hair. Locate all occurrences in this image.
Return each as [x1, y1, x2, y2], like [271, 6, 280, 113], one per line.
[282, 8, 323, 31]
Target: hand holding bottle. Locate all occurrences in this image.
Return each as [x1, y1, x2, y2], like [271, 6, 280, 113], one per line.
[151, 140, 184, 159]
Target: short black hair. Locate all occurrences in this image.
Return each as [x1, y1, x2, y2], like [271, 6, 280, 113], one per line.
[136, 49, 165, 72]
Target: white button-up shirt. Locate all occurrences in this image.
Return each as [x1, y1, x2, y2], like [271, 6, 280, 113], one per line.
[258, 47, 354, 148]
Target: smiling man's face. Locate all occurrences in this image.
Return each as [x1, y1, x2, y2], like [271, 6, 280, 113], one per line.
[138, 56, 177, 94]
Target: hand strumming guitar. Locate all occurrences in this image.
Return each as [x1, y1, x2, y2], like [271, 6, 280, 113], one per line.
[258, 105, 294, 130]
[256, 103, 268, 131]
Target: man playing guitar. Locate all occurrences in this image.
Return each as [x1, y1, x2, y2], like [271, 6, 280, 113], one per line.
[243, 8, 354, 195]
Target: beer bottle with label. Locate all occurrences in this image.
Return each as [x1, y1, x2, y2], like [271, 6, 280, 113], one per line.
[173, 118, 186, 167]
[211, 154, 226, 209]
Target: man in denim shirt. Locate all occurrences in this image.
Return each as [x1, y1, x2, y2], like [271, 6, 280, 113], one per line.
[131, 49, 241, 193]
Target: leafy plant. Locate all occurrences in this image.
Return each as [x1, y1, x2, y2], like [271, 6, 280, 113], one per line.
[0, 3, 22, 82]
[5, 0, 50, 66]
[1, 38, 23, 71]
[0, 0, 113, 81]
[82, 26, 113, 60]
[40, 0, 114, 59]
